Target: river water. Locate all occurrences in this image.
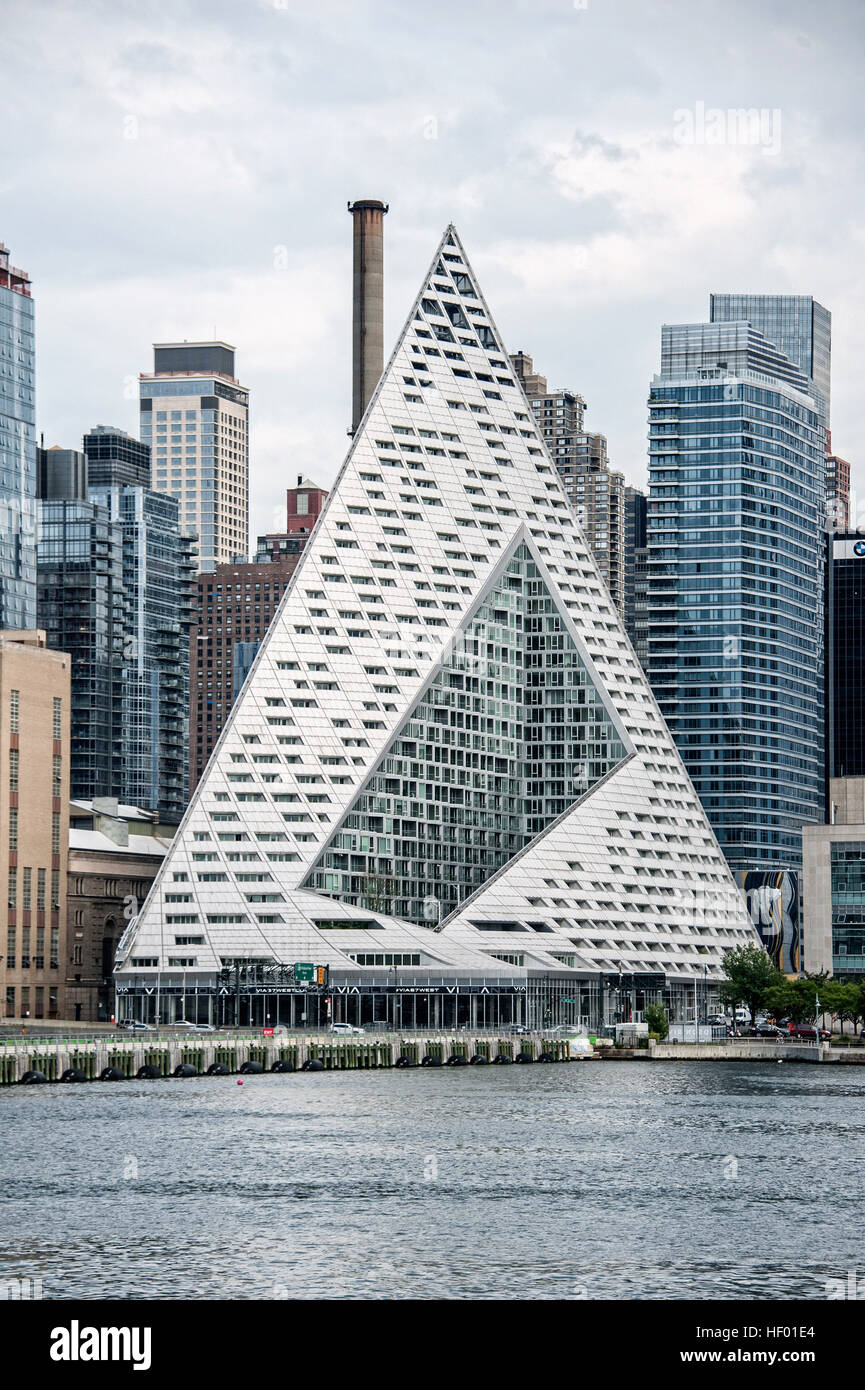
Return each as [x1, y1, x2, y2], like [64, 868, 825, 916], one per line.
[2, 1061, 862, 1300]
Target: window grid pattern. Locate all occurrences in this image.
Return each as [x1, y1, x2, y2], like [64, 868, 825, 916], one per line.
[118, 224, 758, 995]
[305, 544, 626, 921]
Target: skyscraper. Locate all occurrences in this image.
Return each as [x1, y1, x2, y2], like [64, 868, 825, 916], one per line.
[139, 342, 249, 572]
[828, 533, 865, 780]
[646, 315, 827, 879]
[88, 440, 197, 822]
[624, 486, 648, 668]
[38, 429, 196, 820]
[83, 424, 150, 488]
[37, 445, 88, 501]
[37, 488, 126, 801]
[510, 352, 626, 614]
[709, 293, 831, 425]
[0, 243, 37, 630]
[116, 225, 757, 1030]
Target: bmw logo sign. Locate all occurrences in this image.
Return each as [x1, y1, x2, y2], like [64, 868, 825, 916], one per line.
[854, 541, 865, 556]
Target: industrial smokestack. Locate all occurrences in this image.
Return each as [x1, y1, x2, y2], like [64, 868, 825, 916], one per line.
[348, 199, 388, 434]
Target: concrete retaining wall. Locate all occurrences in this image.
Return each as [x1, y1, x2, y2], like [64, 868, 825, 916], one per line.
[0, 1033, 570, 1084]
[650, 1041, 827, 1063]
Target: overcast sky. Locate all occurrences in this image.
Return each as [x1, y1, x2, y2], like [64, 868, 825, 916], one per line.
[3, 0, 863, 540]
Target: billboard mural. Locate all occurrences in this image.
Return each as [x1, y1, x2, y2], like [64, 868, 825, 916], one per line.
[737, 870, 801, 975]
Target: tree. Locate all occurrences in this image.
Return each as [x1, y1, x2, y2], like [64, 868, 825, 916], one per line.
[851, 980, 865, 1038]
[644, 1003, 668, 1040]
[820, 978, 855, 1036]
[765, 978, 808, 1025]
[720, 944, 783, 1026]
[764, 976, 829, 1027]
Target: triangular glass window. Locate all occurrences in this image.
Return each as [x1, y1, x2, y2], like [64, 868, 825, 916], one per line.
[304, 542, 628, 923]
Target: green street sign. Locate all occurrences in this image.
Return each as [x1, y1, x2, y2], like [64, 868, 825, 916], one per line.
[294, 962, 314, 982]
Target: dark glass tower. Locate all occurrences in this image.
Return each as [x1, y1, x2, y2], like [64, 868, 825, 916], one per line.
[646, 318, 827, 875]
[38, 429, 196, 820]
[0, 243, 36, 628]
[83, 425, 150, 487]
[88, 483, 196, 819]
[829, 534, 865, 778]
[624, 486, 647, 664]
[37, 495, 125, 799]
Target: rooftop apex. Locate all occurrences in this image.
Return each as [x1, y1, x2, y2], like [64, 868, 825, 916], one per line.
[153, 340, 235, 352]
[0, 241, 32, 296]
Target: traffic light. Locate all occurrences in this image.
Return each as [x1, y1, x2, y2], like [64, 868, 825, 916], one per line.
[315, 965, 329, 987]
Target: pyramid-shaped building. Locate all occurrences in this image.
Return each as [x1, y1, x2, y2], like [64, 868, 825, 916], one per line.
[115, 226, 758, 1031]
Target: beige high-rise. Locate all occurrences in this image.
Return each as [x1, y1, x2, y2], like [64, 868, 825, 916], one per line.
[0, 630, 70, 1020]
[140, 341, 249, 573]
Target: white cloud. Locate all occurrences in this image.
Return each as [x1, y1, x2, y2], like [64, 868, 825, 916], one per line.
[3, 0, 863, 526]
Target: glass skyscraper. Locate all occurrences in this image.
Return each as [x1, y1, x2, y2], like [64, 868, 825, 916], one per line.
[83, 424, 150, 488]
[709, 294, 831, 424]
[646, 313, 827, 876]
[0, 243, 36, 629]
[828, 534, 865, 779]
[37, 429, 196, 821]
[37, 491, 125, 800]
[624, 486, 647, 667]
[87, 481, 196, 821]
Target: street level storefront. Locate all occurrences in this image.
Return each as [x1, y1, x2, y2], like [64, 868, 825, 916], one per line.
[114, 965, 712, 1030]
[116, 972, 537, 1029]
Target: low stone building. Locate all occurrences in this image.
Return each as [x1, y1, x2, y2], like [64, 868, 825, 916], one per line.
[802, 778, 865, 979]
[66, 798, 174, 1021]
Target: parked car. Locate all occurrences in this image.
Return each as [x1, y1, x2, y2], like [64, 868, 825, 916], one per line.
[706, 1013, 728, 1026]
[746, 1023, 787, 1039]
[791, 1025, 832, 1042]
[328, 1022, 363, 1035]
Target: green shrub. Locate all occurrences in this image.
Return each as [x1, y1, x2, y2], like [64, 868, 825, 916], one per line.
[644, 1004, 669, 1040]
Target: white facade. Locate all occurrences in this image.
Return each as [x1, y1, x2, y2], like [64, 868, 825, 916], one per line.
[117, 227, 758, 1018]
